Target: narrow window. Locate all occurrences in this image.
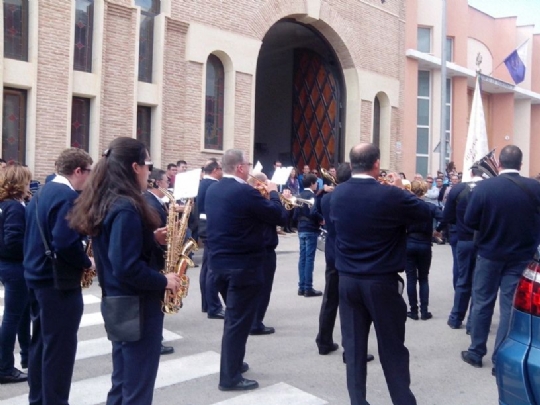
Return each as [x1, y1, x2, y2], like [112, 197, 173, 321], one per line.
[417, 27, 431, 53]
[372, 96, 381, 148]
[74, 0, 94, 72]
[416, 71, 431, 176]
[137, 106, 152, 150]
[3, 0, 29, 61]
[71, 97, 91, 151]
[204, 55, 224, 150]
[136, 0, 160, 83]
[2, 88, 27, 164]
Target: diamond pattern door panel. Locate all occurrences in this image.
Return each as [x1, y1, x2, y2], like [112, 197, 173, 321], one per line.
[292, 48, 339, 171]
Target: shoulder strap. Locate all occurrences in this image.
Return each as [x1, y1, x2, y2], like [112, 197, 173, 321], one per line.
[501, 175, 540, 214]
[34, 192, 54, 259]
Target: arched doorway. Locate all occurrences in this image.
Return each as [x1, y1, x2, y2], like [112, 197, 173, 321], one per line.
[254, 20, 345, 174]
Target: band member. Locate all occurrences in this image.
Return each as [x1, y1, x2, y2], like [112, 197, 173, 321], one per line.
[0, 164, 31, 384]
[205, 149, 283, 391]
[144, 168, 176, 355]
[405, 180, 443, 321]
[24, 148, 93, 404]
[247, 172, 288, 335]
[462, 145, 540, 371]
[331, 143, 430, 405]
[197, 158, 226, 319]
[69, 137, 181, 404]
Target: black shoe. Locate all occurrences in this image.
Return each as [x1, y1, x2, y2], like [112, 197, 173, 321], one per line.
[407, 311, 419, 320]
[318, 343, 339, 355]
[421, 312, 433, 320]
[20, 361, 28, 369]
[304, 289, 322, 297]
[218, 378, 259, 391]
[447, 320, 462, 329]
[160, 345, 174, 355]
[298, 289, 305, 296]
[461, 351, 482, 368]
[250, 326, 275, 336]
[0, 368, 28, 384]
[241, 362, 249, 373]
[492, 367, 496, 377]
[208, 309, 225, 319]
[193, 264, 199, 268]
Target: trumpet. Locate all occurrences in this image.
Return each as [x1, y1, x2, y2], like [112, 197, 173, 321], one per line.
[291, 196, 314, 207]
[320, 168, 337, 186]
[248, 174, 299, 210]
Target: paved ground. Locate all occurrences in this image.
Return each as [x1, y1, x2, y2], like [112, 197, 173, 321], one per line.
[0, 234, 501, 404]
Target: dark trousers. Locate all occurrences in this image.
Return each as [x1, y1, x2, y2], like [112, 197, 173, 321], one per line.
[106, 296, 163, 405]
[200, 245, 225, 315]
[0, 267, 30, 374]
[405, 241, 432, 314]
[339, 273, 416, 405]
[28, 286, 83, 405]
[468, 256, 528, 364]
[448, 240, 476, 328]
[316, 264, 339, 350]
[214, 265, 263, 387]
[251, 248, 276, 331]
[450, 242, 459, 289]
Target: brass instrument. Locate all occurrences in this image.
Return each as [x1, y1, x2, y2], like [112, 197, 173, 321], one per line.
[473, 149, 498, 179]
[81, 239, 96, 289]
[320, 168, 337, 186]
[248, 174, 299, 210]
[159, 188, 198, 314]
[291, 196, 314, 207]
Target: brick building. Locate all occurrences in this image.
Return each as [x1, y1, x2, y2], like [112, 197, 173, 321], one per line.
[0, 0, 405, 180]
[1, 0, 538, 181]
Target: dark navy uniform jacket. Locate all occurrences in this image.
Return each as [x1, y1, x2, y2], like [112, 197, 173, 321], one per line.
[24, 181, 91, 288]
[205, 177, 284, 270]
[92, 197, 167, 298]
[330, 177, 431, 275]
[0, 199, 26, 277]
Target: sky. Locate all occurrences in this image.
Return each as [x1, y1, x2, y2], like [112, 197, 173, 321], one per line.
[468, 0, 540, 33]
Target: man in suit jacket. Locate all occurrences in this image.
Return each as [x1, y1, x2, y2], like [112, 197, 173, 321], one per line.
[331, 143, 430, 405]
[197, 158, 226, 319]
[461, 145, 540, 371]
[205, 149, 284, 392]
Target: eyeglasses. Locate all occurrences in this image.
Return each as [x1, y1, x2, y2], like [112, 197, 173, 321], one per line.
[240, 162, 253, 167]
[143, 161, 153, 172]
[82, 168, 92, 173]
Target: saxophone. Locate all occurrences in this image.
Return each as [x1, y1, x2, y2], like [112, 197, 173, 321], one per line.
[159, 189, 198, 314]
[81, 239, 96, 288]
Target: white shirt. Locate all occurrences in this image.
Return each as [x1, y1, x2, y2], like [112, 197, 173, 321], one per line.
[499, 169, 520, 175]
[52, 174, 75, 191]
[352, 174, 376, 180]
[223, 174, 246, 184]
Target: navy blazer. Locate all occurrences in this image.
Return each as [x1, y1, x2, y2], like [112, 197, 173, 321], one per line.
[93, 197, 167, 297]
[0, 199, 26, 277]
[205, 177, 284, 270]
[465, 173, 540, 261]
[331, 177, 431, 275]
[144, 191, 167, 227]
[24, 182, 91, 288]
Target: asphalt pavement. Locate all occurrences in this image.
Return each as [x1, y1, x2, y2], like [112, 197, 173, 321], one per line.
[0, 234, 500, 404]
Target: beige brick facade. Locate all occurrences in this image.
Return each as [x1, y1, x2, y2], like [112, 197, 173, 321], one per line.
[2, 0, 406, 180]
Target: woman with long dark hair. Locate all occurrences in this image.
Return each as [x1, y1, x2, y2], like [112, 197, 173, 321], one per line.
[0, 164, 31, 384]
[69, 137, 180, 404]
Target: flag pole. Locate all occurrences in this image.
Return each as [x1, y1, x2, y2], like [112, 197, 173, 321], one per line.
[439, 0, 447, 173]
[487, 39, 529, 77]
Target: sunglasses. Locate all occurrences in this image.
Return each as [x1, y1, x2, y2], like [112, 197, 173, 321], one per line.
[142, 161, 153, 172]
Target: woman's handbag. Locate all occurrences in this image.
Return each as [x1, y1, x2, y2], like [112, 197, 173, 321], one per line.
[101, 295, 142, 342]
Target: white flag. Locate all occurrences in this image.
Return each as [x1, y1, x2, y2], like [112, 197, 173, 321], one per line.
[462, 76, 489, 182]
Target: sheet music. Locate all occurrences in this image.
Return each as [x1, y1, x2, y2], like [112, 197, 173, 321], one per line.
[173, 168, 202, 200]
[271, 167, 293, 185]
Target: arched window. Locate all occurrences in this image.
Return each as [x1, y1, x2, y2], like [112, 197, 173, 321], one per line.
[3, 0, 29, 61]
[372, 96, 381, 148]
[204, 55, 225, 150]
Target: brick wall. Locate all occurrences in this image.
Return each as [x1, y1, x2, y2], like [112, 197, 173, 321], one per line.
[34, 0, 73, 177]
[361, 100, 372, 143]
[100, 2, 137, 152]
[234, 72, 253, 160]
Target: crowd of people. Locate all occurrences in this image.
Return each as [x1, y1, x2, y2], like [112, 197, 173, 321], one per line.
[0, 142, 539, 405]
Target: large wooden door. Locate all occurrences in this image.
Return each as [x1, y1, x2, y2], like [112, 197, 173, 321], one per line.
[292, 48, 341, 171]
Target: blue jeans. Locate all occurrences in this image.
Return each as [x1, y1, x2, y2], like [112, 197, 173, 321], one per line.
[405, 241, 432, 314]
[467, 255, 528, 364]
[298, 232, 318, 291]
[0, 266, 30, 375]
[448, 240, 476, 328]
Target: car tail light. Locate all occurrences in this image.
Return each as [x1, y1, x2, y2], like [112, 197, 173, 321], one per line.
[514, 261, 540, 316]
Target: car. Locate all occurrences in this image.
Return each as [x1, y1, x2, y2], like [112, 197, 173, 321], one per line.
[495, 247, 540, 405]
